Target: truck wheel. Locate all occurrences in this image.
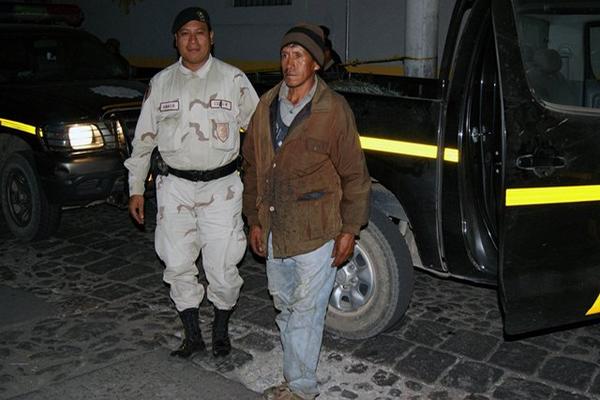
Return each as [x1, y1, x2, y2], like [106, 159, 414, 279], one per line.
[326, 209, 414, 339]
[0, 153, 61, 241]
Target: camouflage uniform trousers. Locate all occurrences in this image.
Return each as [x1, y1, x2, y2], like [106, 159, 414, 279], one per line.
[155, 172, 246, 311]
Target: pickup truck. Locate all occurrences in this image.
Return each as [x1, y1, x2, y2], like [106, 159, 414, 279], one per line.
[303, 0, 600, 339]
[0, 4, 143, 240]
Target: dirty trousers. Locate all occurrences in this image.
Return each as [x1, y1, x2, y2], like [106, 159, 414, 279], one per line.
[267, 236, 337, 398]
[155, 173, 246, 311]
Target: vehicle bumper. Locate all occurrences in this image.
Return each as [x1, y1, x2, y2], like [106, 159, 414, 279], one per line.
[36, 151, 126, 206]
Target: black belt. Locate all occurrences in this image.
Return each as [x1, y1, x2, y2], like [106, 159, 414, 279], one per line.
[167, 158, 239, 182]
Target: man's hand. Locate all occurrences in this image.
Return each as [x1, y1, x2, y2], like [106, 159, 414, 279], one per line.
[128, 194, 145, 225]
[249, 224, 266, 257]
[331, 232, 355, 267]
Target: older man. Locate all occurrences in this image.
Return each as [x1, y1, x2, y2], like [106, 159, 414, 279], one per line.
[242, 24, 370, 400]
[125, 7, 258, 359]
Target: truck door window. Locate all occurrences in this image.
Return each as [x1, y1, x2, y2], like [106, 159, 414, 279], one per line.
[513, 0, 600, 109]
[589, 25, 600, 79]
[2, 31, 129, 83]
[34, 38, 67, 80]
[0, 37, 32, 82]
[584, 23, 600, 107]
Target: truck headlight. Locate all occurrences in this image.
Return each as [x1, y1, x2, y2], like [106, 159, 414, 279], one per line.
[43, 122, 108, 151]
[68, 124, 104, 149]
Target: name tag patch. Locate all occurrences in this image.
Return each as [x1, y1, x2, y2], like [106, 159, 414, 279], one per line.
[160, 100, 179, 112]
[210, 99, 232, 110]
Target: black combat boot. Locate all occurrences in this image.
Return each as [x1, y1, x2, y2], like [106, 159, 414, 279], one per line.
[171, 308, 206, 358]
[212, 307, 233, 357]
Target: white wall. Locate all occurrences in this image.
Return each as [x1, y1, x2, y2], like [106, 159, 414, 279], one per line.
[70, 0, 456, 75]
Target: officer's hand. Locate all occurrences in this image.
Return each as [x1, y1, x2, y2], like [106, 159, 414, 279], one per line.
[249, 225, 266, 257]
[332, 232, 355, 267]
[128, 195, 145, 225]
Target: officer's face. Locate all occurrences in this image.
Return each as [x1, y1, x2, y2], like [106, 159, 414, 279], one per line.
[175, 20, 213, 71]
[281, 44, 320, 90]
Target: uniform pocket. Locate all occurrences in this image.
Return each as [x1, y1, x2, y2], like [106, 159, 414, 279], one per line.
[208, 109, 238, 152]
[156, 110, 182, 153]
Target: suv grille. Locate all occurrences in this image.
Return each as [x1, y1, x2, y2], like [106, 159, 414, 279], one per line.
[103, 107, 141, 156]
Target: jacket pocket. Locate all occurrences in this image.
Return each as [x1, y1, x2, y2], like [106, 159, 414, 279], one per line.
[209, 108, 238, 152]
[295, 192, 338, 240]
[305, 137, 329, 154]
[287, 137, 330, 177]
[298, 191, 326, 201]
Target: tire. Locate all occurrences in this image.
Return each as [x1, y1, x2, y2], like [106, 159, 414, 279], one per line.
[326, 209, 414, 339]
[0, 152, 61, 241]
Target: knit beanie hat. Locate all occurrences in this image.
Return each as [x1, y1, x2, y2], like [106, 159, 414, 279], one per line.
[172, 7, 211, 34]
[280, 24, 325, 67]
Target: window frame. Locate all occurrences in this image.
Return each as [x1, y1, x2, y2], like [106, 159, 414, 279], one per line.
[233, 0, 291, 7]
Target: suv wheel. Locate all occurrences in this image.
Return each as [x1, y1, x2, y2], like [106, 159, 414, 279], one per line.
[0, 153, 61, 240]
[326, 209, 414, 339]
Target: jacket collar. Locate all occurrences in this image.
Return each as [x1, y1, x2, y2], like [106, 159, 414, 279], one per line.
[264, 75, 331, 113]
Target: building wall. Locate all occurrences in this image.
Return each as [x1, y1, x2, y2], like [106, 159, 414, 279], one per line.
[71, 0, 456, 76]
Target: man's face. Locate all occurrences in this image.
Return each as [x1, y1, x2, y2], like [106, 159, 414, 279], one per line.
[175, 20, 213, 71]
[281, 44, 320, 89]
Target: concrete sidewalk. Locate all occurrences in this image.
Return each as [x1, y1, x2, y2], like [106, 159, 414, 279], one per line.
[11, 350, 260, 400]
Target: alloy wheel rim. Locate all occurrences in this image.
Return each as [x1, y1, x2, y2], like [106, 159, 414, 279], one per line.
[6, 168, 32, 227]
[329, 243, 375, 313]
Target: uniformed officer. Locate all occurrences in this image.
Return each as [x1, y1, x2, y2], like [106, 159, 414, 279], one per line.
[125, 7, 259, 358]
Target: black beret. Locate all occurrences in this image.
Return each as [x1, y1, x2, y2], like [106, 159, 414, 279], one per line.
[172, 7, 211, 34]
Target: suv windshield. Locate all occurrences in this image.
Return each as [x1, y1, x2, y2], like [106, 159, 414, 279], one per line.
[514, 0, 600, 109]
[0, 29, 129, 83]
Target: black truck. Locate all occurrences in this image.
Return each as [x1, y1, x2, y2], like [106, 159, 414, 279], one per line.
[0, 4, 143, 240]
[313, 0, 600, 339]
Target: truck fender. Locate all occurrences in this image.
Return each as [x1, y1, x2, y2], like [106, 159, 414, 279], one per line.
[371, 181, 408, 221]
[370, 181, 424, 269]
[0, 134, 33, 171]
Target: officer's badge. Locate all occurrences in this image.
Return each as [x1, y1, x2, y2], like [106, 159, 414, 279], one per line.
[214, 121, 230, 143]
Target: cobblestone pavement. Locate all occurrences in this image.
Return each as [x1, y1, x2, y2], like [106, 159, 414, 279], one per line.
[1, 204, 600, 400]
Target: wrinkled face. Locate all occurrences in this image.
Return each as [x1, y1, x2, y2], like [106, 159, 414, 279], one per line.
[281, 44, 319, 89]
[175, 20, 213, 71]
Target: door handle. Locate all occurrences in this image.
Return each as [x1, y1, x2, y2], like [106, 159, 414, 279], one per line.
[516, 154, 566, 169]
[516, 154, 566, 177]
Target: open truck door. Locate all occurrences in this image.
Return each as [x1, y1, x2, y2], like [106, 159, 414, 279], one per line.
[493, 0, 600, 335]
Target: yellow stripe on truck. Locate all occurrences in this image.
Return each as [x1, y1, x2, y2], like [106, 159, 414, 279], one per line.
[311, 136, 600, 207]
[0, 118, 37, 135]
[505, 185, 600, 207]
[359, 136, 459, 163]
[586, 294, 600, 316]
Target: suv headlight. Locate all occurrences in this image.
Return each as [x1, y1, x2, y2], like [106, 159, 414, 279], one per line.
[44, 123, 105, 151]
[68, 124, 104, 149]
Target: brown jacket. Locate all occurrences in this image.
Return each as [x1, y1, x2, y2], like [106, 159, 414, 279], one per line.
[242, 77, 370, 258]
